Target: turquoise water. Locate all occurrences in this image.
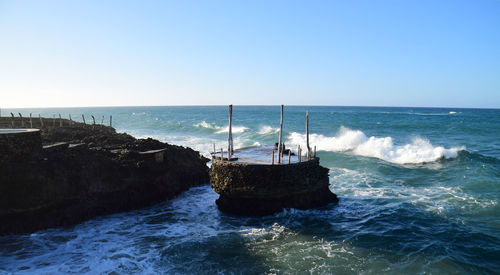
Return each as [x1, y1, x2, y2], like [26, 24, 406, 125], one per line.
[1, 106, 499, 274]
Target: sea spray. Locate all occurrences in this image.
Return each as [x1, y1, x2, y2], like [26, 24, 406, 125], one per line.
[193, 121, 249, 134]
[258, 125, 280, 135]
[287, 126, 465, 164]
[193, 121, 220, 130]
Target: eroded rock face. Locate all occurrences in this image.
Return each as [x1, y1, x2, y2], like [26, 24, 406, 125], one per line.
[0, 121, 209, 234]
[209, 158, 338, 216]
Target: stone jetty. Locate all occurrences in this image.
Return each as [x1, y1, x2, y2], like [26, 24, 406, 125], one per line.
[0, 117, 209, 234]
[209, 105, 338, 216]
[210, 147, 339, 216]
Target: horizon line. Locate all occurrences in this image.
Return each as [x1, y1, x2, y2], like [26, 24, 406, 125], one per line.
[0, 104, 499, 110]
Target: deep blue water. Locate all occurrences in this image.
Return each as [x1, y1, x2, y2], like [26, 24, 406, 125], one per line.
[1, 106, 499, 274]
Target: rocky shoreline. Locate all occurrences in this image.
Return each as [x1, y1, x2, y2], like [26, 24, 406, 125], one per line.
[0, 119, 209, 235]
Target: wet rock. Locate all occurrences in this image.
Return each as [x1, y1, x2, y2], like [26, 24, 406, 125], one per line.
[0, 121, 209, 235]
[209, 158, 338, 216]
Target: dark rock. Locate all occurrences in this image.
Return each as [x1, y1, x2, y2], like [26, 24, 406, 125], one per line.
[209, 158, 338, 216]
[0, 129, 42, 162]
[0, 122, 209, 235]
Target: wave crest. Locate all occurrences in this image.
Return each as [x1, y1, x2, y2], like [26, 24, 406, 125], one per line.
[258, 125, 279, 135]
[215, 125, 249, 134]
[287, 126, 465, 164]
[193, 121, 248, 134]
[193, 121, 221, 130]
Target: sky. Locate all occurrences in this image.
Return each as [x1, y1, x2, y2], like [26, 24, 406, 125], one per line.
[0, 0, 499, 108]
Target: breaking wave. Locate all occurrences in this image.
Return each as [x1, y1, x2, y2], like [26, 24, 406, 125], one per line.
[258, 125, 279, 135]
[287, 126, 465, 164]
[193, 121, 220, 130]
[215, 125, 249, 134]
[194, 121, 248, 134]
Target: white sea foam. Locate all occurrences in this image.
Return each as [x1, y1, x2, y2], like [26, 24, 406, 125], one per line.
[193, 121, 221, 130]
[258, 125, 279, 135]
[215, 125, 249, 134]
[193, 121, 248, 134]
[287, 126, 465, 164]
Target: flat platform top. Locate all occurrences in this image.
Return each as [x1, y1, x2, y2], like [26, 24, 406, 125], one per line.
[0, 129, 39, 134]
[213, 145, 311, 165]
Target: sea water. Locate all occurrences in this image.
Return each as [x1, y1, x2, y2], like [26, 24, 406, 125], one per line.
[0, 106, 499, 274]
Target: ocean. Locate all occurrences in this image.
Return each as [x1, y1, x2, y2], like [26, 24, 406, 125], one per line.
[0, 106, 499, 274]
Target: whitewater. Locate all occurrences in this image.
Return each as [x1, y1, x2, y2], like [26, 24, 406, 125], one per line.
[0, 106, 499, 274]
[288, 126, 465, 164]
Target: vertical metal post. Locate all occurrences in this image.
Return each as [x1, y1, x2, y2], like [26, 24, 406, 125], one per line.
[82, 114, 86, 124]
[10, 113, 14, 128]
[19, 113, 24, 128]
[288, 150, 291, 164]
[314, 146, 317, 158]
[272, 149, 275, 165]
[110, 115, 112, 127]
[306, 111, 310, 160]
[59, 114, 62, 127]
[30, 113, 33, 128]
[278, 104, 284, 164]
[228, 104, 233, 160]
[69, 114, 73, 125]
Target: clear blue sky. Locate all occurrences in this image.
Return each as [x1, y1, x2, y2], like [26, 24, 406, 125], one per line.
[1, 0, 499, 108]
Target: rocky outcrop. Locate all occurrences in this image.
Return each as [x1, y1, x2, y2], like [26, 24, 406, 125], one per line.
[209, 158, 338, 216]
[0, 120, 209, 234]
